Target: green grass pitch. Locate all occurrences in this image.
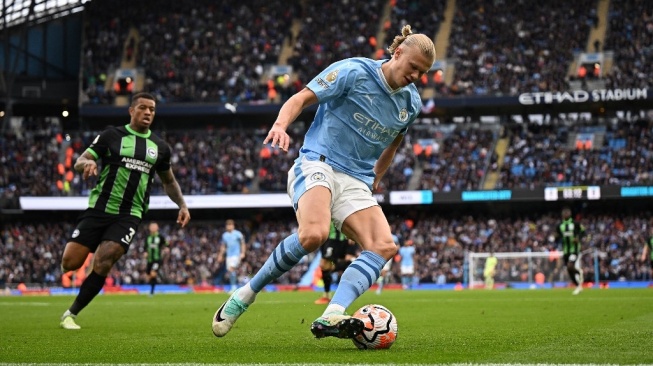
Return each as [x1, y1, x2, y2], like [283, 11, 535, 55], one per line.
[0, 288, 652, 365]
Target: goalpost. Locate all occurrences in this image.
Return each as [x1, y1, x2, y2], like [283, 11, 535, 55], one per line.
[467, 250, 599, 289]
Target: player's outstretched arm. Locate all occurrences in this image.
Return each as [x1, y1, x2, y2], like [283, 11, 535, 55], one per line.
[157, 169, 190, 227]
[264, 88, 318, 152]
[74, 151, 98, 180]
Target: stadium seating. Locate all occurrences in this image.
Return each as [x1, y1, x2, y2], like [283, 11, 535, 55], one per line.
[445, 0, 595, 96]
[496, 118, 653, 188]
[2, 211, 650, 288]
[79, 0, 651, 104]
[4, 116, 653, 196]
[603, 0, 652, 90]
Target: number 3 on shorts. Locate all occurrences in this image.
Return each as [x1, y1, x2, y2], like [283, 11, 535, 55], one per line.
[121, 227, 136, 245]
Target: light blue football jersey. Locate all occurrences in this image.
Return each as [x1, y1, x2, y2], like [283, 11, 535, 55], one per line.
[399, 245, 415, 267]
[222, 230, 244, 257]
[392, 234, 400, 245]
[302, 57, 423, 188]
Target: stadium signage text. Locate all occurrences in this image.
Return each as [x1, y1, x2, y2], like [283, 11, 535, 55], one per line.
[620, 186, 653, 197]
[518, 88, 647, 105]
[389, 190, 433, 205]
[461, 190, 512, 201]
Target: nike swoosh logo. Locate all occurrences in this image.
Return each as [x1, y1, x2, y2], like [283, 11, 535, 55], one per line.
[215, 303, 226, 322]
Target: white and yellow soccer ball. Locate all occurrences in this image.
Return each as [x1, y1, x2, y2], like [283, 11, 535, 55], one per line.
[351, 304, 398, 350]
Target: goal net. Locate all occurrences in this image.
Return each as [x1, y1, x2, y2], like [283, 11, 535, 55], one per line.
[466, 251, 594, 289]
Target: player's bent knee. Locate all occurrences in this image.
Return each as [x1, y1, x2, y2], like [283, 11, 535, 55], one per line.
[298, 229, 329, 252]
[320, 260, 335, 271]
[373, 240, 398, 260]
[61, 257, 83, 272]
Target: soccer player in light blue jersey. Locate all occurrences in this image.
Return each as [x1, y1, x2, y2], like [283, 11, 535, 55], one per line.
[399, 239, 416, 289]
[217, 219, 246, 294]
[212, 25, 435, 340]
[376, 233, 399, 295]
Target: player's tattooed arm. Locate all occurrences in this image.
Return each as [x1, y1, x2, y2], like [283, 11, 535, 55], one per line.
[74, 151, 98, 180]
[158, 169, 190, 227]
[158, 169, 185, 205]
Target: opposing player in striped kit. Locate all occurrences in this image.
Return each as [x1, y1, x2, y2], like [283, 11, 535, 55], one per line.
[59, 92, 190, 330]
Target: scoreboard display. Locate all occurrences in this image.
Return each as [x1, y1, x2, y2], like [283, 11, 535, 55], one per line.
[544, 186, 601, 201]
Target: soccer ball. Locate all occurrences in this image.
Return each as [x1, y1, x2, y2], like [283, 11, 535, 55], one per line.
[351, 304, 398, 350]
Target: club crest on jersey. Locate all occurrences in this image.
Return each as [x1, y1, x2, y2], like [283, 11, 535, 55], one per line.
[147, 147, 157, 159]
[325, 69, 339, 83]
[399, 108, 408, 122]
[310, 172, 326, 181]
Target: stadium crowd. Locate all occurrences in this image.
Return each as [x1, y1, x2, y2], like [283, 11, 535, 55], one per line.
[80, 0, 650, 104]
[603, 0, 652, 90]
[288, 0, 385, 92]
[3, 116, 653, 197]
[415, 125, 497, 192]
[445, 0, 595, 96]
[0, 218, 310, 289]
[137, 1, 296, 104]
[83, 0, 297, 104]
[496, 117, 653, 189]
[405, 211, 652, 285]
[1, 210, 651, 289]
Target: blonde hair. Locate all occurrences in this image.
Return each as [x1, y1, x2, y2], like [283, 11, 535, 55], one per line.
[387, 24, 436, 62]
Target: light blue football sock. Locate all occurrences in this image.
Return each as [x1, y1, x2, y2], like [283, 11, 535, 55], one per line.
[331, 250, 386, 309]
[249, 233, 308, 293]
[229, 271, 237, 291]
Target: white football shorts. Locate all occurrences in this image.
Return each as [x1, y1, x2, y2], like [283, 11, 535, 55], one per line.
[288, 156, 378, 230]
[400, 264, 415, 276]
[382, 259, 393, 272]
[226, 255, 241, 269]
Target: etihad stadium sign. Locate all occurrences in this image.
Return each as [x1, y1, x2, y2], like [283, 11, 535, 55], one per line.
[518, 88, 648, 105]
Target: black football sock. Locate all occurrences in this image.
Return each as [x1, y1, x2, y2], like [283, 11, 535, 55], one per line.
[568, 268, 579, 286]
[69, 271, 106, 315]
[322, 270, 333, 294]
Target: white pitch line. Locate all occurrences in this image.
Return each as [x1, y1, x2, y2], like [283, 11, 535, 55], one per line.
[1, 363, 650, 366]
[0, 302, 50, 306]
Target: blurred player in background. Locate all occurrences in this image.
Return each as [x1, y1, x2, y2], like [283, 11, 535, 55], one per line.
[641, 228, 653, 280]
[557, 207, 586, 295]
[211, 25, 436, 340]
[484, 250, 498, 289]
[217, 219, 246, 294]
[59, 92, 190, 330]
[376, 233, 399, 294]
[399, 239, 416, 289]
[145, 221, 167, 296]
[315, 222, 359, 304]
